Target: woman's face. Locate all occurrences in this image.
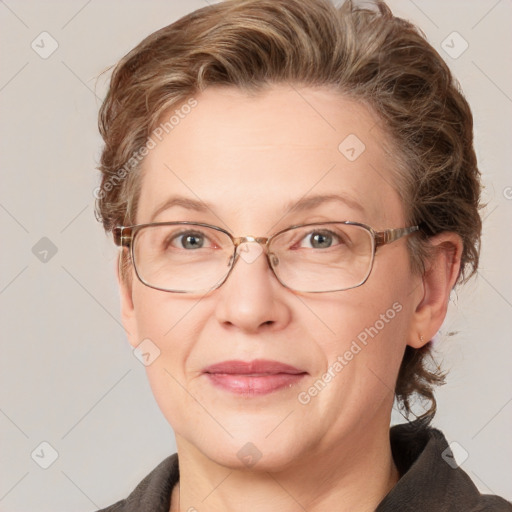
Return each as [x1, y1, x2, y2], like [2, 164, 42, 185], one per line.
[121, 85, 424, 470]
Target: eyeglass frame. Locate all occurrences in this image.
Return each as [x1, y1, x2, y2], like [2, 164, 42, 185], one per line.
[113, 221, 419, 294]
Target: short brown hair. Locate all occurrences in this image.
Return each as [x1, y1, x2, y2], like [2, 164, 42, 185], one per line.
[96, 0, 482, 421]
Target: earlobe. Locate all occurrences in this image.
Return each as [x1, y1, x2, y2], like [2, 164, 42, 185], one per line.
[116, 250, 139, 348]
[408, 232, 463, 348]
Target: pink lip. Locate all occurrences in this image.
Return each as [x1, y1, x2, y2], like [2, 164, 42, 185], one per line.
[203, 359, 307, 395]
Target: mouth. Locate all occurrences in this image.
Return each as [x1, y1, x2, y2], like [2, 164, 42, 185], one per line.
[202, 359, 308, 395]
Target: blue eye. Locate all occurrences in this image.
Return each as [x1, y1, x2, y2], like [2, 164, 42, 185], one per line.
[168, 230, 210, 250]
[300, 230, 341, 249]
[180, 233, 204, 249]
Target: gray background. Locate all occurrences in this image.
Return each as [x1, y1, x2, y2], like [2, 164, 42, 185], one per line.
[0, 0, 511, 510]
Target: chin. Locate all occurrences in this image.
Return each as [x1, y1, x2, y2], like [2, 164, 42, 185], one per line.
[213, 445, 303, 473]
[187, 430, 306, 473]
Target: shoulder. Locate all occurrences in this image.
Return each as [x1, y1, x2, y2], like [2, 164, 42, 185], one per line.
[95, 453, 179, 512]
[377, 420, 512, 511]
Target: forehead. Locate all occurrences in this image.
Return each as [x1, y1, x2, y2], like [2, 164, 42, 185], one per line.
[136, 85, 405, 230]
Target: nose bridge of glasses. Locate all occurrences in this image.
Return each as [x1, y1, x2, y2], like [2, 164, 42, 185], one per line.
[232, 236, 270, 265]
[232, 235, 269, 246]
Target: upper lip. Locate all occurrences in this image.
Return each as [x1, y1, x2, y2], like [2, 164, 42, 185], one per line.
[203, 359, 306, 375]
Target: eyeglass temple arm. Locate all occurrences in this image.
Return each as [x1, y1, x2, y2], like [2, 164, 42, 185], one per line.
[113, 227, 133, 247]
[374, 226, 419, 248]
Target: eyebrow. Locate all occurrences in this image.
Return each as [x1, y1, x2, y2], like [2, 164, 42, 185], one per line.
[149, 192, 364, 223]
[282, 193, 365, 215]
[150, 196, 211, 222]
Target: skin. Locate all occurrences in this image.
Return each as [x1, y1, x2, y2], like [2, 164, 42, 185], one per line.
[117, 85, 462, 512]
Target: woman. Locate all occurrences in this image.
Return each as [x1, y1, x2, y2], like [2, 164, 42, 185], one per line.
[94, 0, 511, 510]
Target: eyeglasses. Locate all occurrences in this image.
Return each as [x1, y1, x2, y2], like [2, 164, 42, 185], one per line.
[113, 221, 419, 293]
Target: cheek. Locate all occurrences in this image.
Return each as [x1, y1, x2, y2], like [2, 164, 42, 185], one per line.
[293, 300, 408, 445]
[305, 292, 407, 382]
[132, 282, 201, 340]
[131, 286, 205, 422]
[304, 264, 413, 399]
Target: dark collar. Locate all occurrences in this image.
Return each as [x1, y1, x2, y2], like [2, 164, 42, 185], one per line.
[377, 419, 511, 511]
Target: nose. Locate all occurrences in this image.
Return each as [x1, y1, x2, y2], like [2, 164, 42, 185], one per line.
[213, 241, 292, 333]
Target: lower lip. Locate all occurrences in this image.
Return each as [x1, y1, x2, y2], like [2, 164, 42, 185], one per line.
[205, 373, 307, 395]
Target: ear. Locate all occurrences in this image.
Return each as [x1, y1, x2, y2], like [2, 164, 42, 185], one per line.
[407, 232, 463, 348]
[116, 249, 139, 348]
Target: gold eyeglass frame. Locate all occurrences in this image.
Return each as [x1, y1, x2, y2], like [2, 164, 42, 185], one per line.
[113, 221, 419, 293]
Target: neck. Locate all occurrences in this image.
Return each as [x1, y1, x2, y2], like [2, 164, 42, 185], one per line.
[169, 423, 399, 512]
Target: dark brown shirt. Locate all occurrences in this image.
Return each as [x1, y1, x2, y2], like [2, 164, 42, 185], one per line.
[97, 421, 511, 511]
